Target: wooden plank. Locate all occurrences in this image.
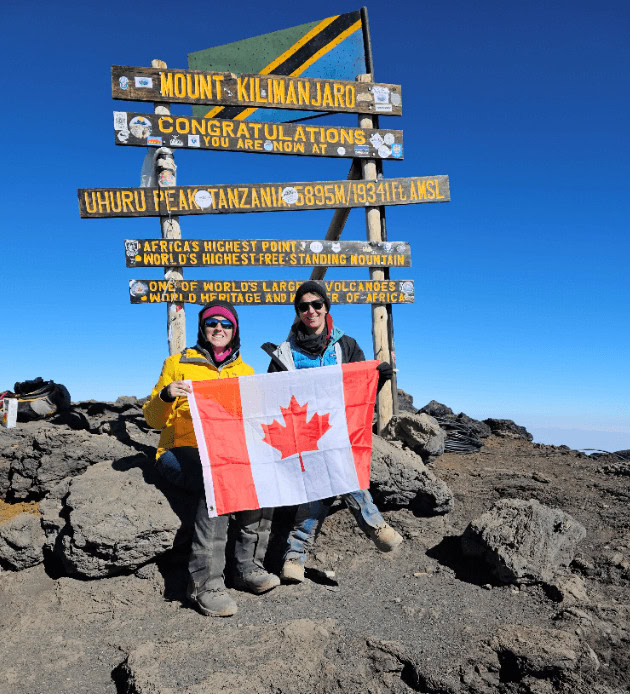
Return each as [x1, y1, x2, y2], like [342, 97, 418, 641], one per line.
[113, 111, 404, 160]
[125, 239, 411, 268]
[78, 176, 449, 218]
[129, 279, 415, 306]
[112, 65, 402, 115]
[358, 72, 394, 432]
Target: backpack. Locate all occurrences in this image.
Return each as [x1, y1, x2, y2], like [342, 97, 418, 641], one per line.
[13, 377, 71, 421]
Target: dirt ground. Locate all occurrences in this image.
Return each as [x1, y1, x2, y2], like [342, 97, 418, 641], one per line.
[1, 436, 628, 693]
[0, 499, 39, 523]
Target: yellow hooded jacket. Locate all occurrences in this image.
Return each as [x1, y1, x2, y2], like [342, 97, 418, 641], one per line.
[143, 347, 254, 459]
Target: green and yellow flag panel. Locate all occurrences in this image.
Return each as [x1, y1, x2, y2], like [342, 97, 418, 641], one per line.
[188, 10, 366, 122]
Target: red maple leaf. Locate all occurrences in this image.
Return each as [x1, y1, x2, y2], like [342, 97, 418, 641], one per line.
[261, 395, 332, 472]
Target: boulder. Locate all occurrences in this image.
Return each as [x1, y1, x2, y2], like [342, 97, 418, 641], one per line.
[0, 421, 134, 500]
[491, 625, 599, 681]
[483, 418, 533, 441]
[418, 400, 492, 454]
[52, 460, 191, 578]
[389, 412, 446, 464]
[0, 511, 45, 570]
[396, 389, 416, 413]
[39, 478, 72, 554]
[370, 435, 453, 515]
[544, 575, 590, 604]
[419, 400, 455, 418]
[462, 498, 586, 584]
[118, 619, 336, 693]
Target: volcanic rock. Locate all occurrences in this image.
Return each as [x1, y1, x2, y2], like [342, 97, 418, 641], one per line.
[51, 459, 192, 578]
[0, 422, 134, 500]
[462, 498, 586, 584]
[387, 411, 446, 464]
[483, 418, 533, 441]
[0, 511, 45, 570]
[491, 625, 599, 681]
[396, 388, 416, 413]
[370, 435, 453, 515]
[418, 400, 492, 453]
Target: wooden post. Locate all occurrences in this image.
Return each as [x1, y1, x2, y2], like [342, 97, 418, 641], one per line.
[309, 160, 361, 281]
[152, 59, 186, 355]
[358, 73, 393, 433]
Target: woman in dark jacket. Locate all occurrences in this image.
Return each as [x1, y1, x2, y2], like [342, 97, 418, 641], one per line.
[262, 282, 402, 583]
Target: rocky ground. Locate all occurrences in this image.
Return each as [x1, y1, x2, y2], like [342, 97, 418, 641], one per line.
[0, 396, 628, 694]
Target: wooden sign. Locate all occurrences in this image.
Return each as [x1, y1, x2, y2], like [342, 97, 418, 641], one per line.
[79, 176, 449, 218]
[124, 239, 411, 268]
[129, 279, 415, 306]
[114, 112, 404, 160]
[111, 65, 402, 116]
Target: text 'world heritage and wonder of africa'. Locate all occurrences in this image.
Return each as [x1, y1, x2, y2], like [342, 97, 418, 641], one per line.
[129, 279, 415, 306]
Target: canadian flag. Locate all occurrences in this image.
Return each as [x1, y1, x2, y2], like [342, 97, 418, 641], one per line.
[186, 361, 379, 517]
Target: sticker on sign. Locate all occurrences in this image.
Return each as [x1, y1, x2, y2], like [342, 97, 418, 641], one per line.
[194, 190, 213, 209]
[281, 187, 299, 205]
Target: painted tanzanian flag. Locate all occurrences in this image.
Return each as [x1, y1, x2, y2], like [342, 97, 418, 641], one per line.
[186, 361, 379, 517]
[188, 10, 367, 123]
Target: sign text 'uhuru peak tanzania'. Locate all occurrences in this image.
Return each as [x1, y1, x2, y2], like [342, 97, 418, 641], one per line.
[79, 176, 449, 218]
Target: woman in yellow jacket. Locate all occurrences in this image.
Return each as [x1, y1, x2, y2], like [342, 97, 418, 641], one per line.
[144, 300, 279, 617]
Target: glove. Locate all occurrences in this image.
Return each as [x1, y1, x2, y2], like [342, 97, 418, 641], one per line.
[376, 362, 393, 390]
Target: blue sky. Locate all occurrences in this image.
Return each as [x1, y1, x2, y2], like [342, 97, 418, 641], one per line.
[3, 0, 628, 452]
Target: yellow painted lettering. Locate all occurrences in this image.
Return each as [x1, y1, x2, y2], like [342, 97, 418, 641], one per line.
[285, 81, 297, 105]
[199, 75, 213, 100]
[159, 117, 173, 133]
[121, 191, 134, 212]
[160, 72, 173, 97]
[186, 74, 199, 99]
[272, 79, 285, 104]
[174, 73, 186, 98]
[237, 77, 249, 101]
[84, 192, 97, 214]
[297, 81, 309, 105]
[322, 83, 333, 107]
[333, 83, 345, 106]
[312, 83, 322, 106]
[175, 117, 190, 134]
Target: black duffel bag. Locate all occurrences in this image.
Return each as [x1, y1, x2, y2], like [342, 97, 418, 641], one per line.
[13, 377, 71, 421]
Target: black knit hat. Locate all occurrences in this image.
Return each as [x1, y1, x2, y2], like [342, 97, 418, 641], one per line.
[293, 281, 330, 313]
[197, 300, 241, 351]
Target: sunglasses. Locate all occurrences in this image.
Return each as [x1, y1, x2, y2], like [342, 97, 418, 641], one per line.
[204, 318, 234, 330]
[298, 300, 324, 312]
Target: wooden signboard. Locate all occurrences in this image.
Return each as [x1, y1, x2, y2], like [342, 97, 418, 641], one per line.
[129, 279, 415, 306]
[111, 65, 402, 116]
[114, 112, 404, 160]
[124, 239, 411, 268]
[79, 176, 449, 218]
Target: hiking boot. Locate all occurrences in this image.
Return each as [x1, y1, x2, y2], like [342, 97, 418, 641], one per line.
[280, 559, 305, 584]
[370, 524, 403, 552]
[187, 580, 238, 617]
[233, 568, 280, 594]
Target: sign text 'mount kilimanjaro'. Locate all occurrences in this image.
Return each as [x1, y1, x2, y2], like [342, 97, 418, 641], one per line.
[114, 112, 404, 159]
[79, 176, 449, 218]
[129, 279, 415, 306]
[111, 66, 402, 116]
[125, 239, 411, 268]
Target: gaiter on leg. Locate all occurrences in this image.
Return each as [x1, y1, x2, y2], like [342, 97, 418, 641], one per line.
[232, 508, 273, 575]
